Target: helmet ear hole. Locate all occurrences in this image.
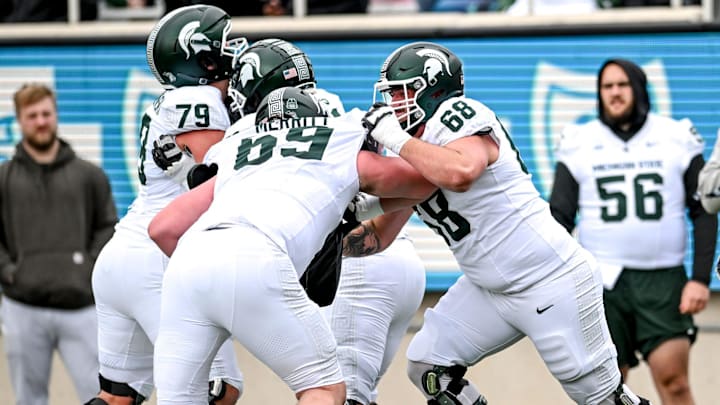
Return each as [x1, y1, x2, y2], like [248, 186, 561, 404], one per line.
[199, 54, 218, 72]
[430, 89, 446, 99]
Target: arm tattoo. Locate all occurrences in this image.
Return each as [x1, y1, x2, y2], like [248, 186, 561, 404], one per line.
[342, 222, 381, 257]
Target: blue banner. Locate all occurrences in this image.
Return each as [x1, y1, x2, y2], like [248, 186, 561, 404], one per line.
[0, 32, 718, 290]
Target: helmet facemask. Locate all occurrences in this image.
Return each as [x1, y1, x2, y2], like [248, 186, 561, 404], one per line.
[227, 86, 247, 122]
[374, 76, 427, 133]
[221, 21, 248, 60]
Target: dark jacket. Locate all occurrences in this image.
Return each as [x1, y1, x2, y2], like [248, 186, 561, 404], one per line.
[0, 139, 117, 309]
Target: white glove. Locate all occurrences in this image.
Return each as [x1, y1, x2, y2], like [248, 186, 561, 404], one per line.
[346, 192, 384, 222]
[361, 103, 411, 155]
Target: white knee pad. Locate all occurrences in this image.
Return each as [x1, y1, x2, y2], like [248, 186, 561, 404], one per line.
[407, 360, 487, 405]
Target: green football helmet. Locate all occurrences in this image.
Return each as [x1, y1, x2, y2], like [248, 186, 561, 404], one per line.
[374, 42, 464, 133]
[255, 86, 326, 125]
[228, 38, 316, 119]
[146, 5, 248, 88]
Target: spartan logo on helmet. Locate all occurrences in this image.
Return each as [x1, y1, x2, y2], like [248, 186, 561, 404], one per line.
[178, 21, 212, 60]
[417, 49, 452, 86]
[238, 52, 263, 88]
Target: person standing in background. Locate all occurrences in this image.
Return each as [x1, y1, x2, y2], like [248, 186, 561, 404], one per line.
[0, 83, 118, 405]
[550, 58, 717, 405]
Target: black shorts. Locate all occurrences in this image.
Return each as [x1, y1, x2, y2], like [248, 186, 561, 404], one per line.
[603, 266, 697, 369]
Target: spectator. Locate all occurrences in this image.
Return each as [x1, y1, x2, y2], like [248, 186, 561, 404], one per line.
[3, 0, 97, 22]
[549, 58, 716, 404]
[0, 83, 118, 404]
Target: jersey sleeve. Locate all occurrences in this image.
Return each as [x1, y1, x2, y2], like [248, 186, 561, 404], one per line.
[156, 86, 231, 137]
[425, 97, 498, 146]
[674, 118, 705, 168]
[553, 123, 584, 177]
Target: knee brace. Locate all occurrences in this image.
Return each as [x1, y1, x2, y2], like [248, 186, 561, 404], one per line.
[209, 377, 244, 404]
[98, 374, 146, 404]
[208, 377, 227, 404]
[407, 361, 488, 405]
[613, 383, 651, 405]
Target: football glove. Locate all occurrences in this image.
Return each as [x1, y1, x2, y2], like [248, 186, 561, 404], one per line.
[151, 134, 195, 185]
[346, 192, 383, 222]
[361, 102, 411, 155]
[186, 163, 218, 189]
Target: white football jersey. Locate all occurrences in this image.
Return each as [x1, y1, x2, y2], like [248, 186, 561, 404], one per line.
[204, 87, 346, 164]
[416, 96, 579, 293]
[556, 113, 704, 269]
[193, 109, 367, 273]
[116, 85, 231, 238]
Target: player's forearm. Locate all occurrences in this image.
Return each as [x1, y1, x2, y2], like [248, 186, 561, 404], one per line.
[358, 153, 436, 200]
[399, 138, 482, 192]
[149, 178, 215, 257]
[380, 197, 427, 214]
[342, 208, 413, 257]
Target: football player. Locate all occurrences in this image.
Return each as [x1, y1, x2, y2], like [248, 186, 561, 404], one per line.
[350, 42, 653, 405]
[148, 86, 436, 404]
[550, 58, 716, 404]
[88, 5, 247, 405]
[219, 38, 427, 405]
